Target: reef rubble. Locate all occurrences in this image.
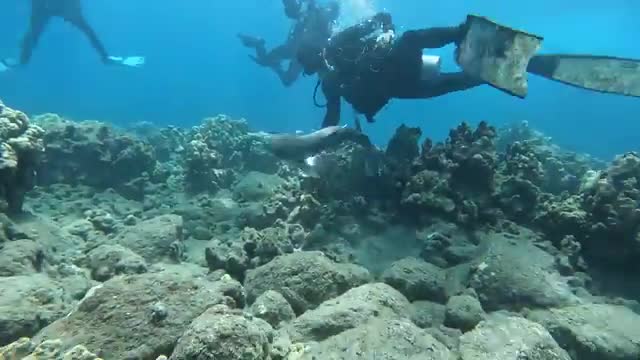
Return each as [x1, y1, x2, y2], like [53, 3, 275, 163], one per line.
[1, 101, 639, 360]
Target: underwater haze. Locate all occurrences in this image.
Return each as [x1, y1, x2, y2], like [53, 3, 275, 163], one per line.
[4, 1, 640, 358]
[0, 0, 639, 159]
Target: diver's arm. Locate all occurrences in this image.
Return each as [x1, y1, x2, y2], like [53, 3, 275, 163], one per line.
[323, 94, 341, 128]
[321, 77, 341, 127]
[328, 12, 394, 48]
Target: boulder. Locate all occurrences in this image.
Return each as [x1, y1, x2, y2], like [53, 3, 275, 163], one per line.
[381, 257, 447, 302]
[285, 283, 411, 342]
[169, 305, 273, 360]
[114, 215, 184, 263]
[0, 275, 75, 346]
[249, 290, 296, 328]
[408, 300, 446, 329]
[459, 314, 571, 360]
[0, 240, 44, 276]
[244, 251, 370, 315]
[444, 294, 485, 332]
[469, 233, 580, 311]
[294, 318, 455, 360]
[32, 269, 243, 359]
[528, 304, 640, 360]
[86, 244, 147, 281]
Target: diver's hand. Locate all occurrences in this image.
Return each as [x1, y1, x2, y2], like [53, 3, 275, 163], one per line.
[107, 56, 145, 68]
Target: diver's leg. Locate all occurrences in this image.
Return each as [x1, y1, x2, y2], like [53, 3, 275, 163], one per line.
[67, 15, 110, 62]
[388, 25, 467, 76]
[397, 72, 483, 99]
[19, 9, 51, 65]
[400, 26, 466, 50]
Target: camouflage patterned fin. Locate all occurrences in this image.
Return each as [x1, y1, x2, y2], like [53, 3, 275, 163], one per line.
[527, 54, 640, 98]
[456, 14, 543, 98]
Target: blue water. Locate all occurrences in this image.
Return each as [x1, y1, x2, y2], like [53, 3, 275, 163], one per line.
[0, 0, 638, 159]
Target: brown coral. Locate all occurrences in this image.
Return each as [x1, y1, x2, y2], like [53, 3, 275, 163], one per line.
[0, 102, 44, 213]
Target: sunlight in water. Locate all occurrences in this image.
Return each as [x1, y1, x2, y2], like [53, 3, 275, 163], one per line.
[335, 0, 378, 29]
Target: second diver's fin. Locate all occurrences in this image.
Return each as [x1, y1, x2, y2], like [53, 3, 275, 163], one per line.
[527, 54, 640, 98]
[456, 14, 544, 98]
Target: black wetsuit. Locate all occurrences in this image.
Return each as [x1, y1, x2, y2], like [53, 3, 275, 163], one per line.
[240, 0, 338, 87]
[21, 0, 109, 64]
[318, 13, 483, 128]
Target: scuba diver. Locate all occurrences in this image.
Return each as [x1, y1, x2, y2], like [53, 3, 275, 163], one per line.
[298, 12, 640, 128]
[0, 0, 145, 72]
[237, 0, 340, 87]
[296, 12, 484, 128]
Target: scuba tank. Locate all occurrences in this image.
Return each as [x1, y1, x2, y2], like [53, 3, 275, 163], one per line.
[421, 54, 442, 81]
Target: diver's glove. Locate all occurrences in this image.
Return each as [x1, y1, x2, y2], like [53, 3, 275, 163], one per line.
[107, 56, 145, 68]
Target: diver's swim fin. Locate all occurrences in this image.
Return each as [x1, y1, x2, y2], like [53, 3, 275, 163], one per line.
[527, 54, 640, 98]
[456, 14, 543, 98]
[0, 58, 17, 73]
[108, 56, 145, 68]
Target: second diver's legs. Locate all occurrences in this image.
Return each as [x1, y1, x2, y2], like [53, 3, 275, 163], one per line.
[263, 43, 295, 65]
[19, 7, 52, 65]
[65, 15, 110, 62]
[248, 42, 295, 69]
[396, 72, 483, 100]
[240, 36, 302, 86]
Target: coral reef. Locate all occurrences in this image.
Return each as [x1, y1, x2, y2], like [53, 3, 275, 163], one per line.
[579, 152, 640, 267]
[535, 152, 640, 269]
[182, 115, 278, 193]
[33, 114, 158, 200]
[1, 103, 639, 360]
[401, 121, 500, 226]
[0, 101, 44, 213]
